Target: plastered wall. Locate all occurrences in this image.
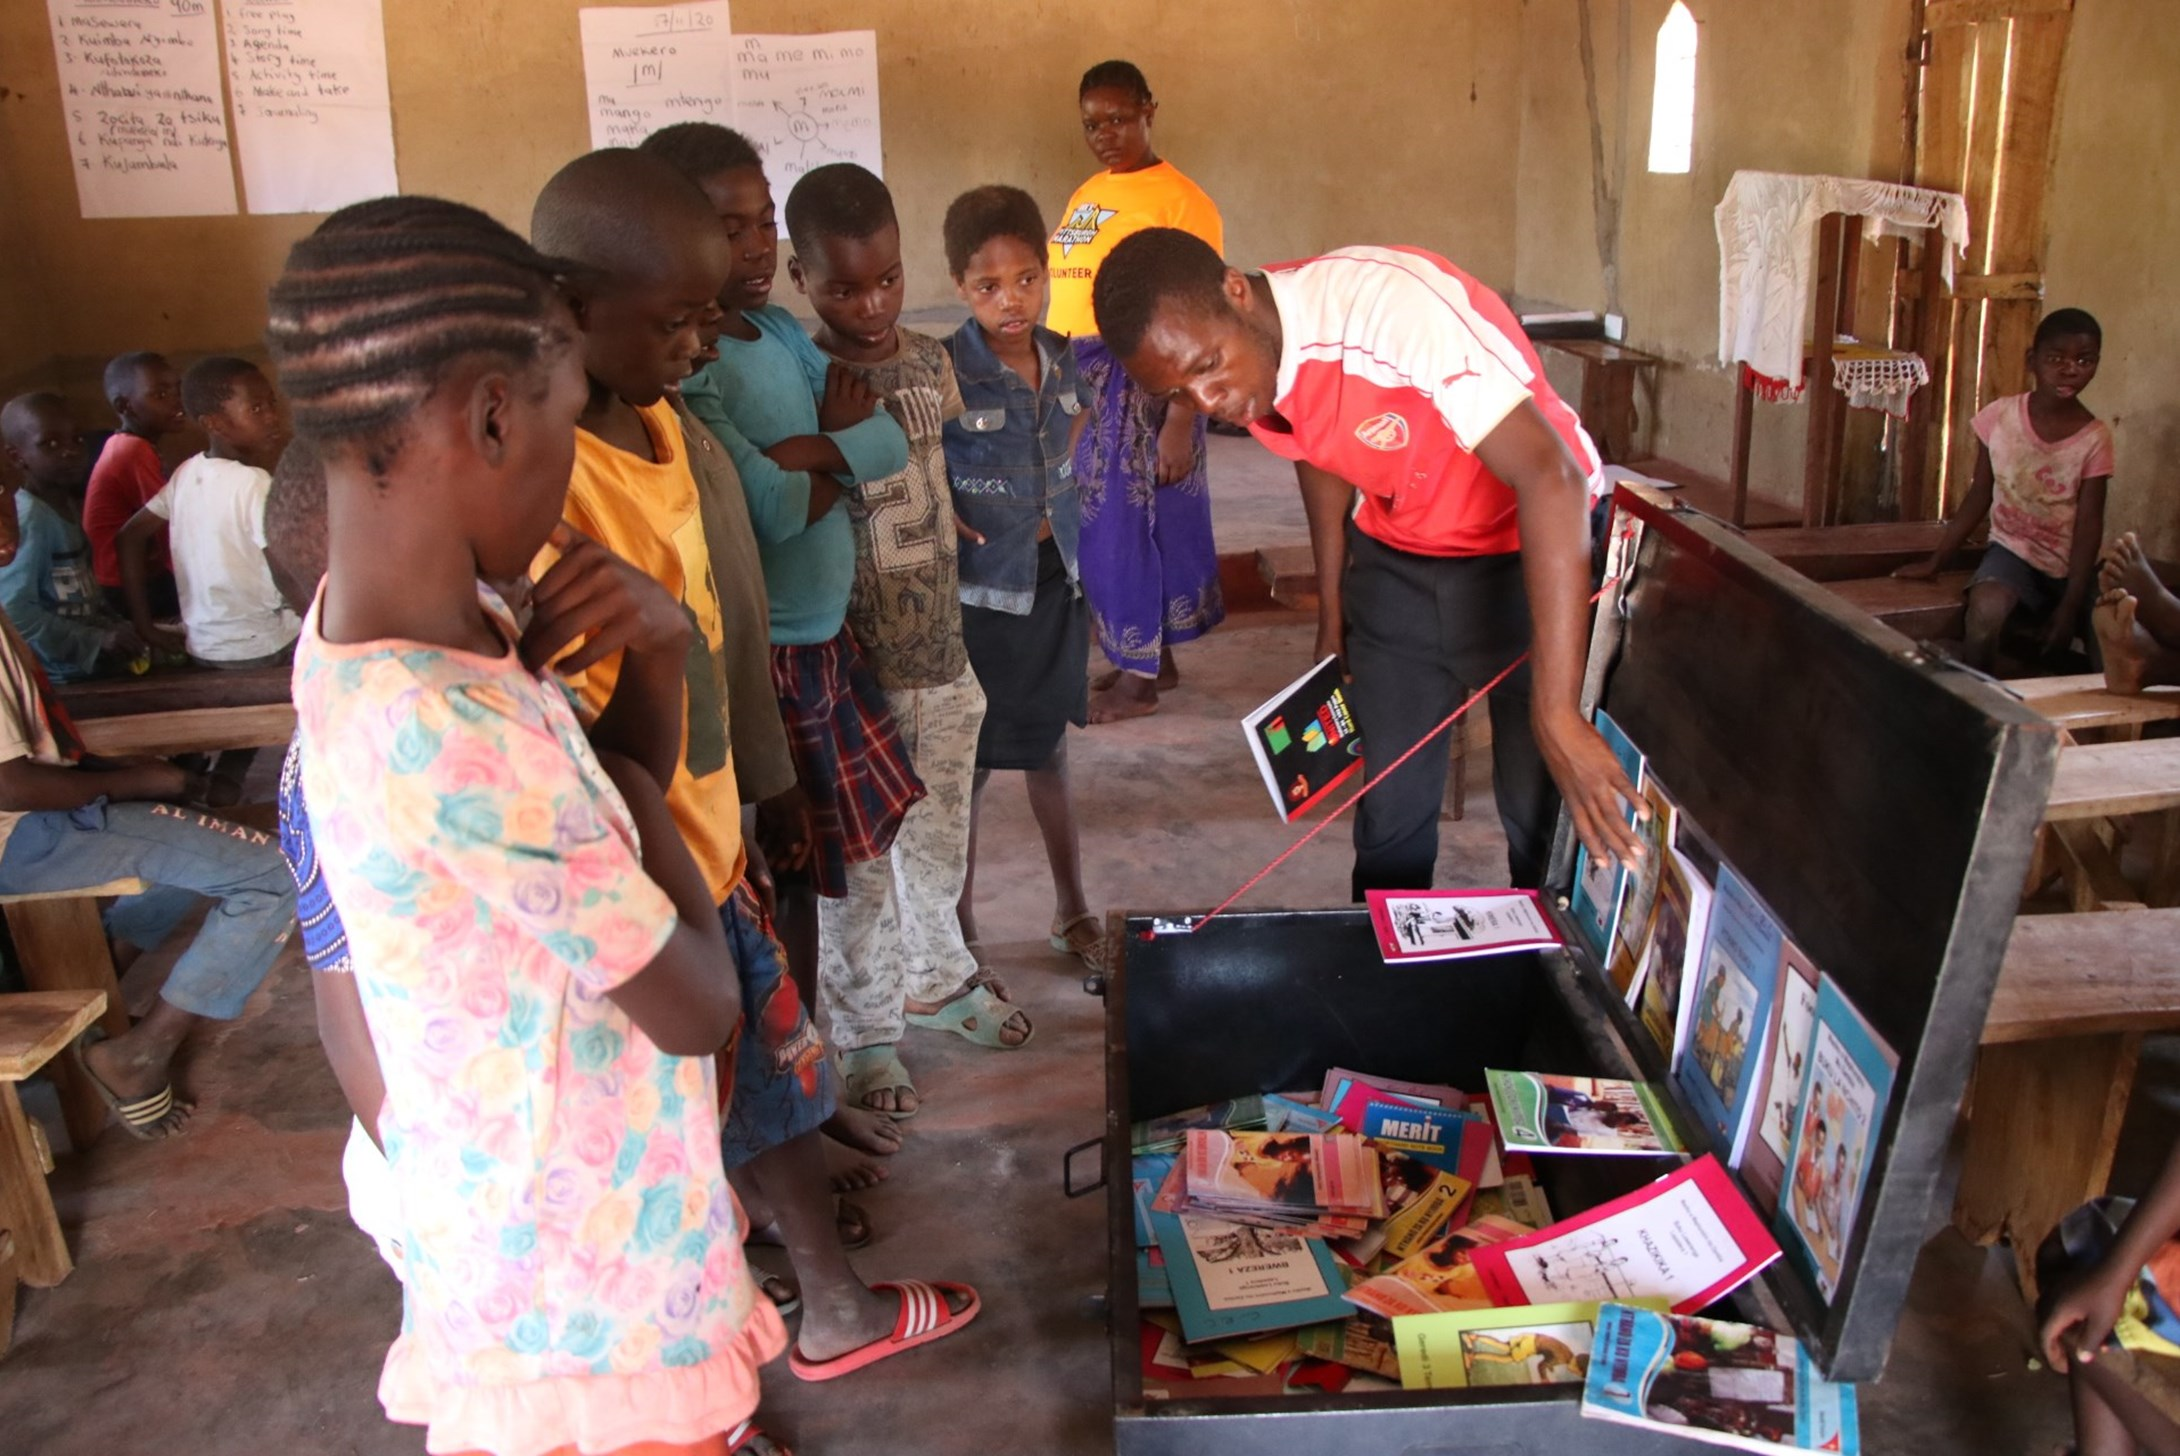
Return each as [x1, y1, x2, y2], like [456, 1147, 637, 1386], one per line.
[0, 0, 1524, 392]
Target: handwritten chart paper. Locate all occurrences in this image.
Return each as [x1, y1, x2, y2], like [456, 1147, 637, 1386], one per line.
[731, 32, 882, 196]
[222, 0, 398, 214]
[46, 0, 237, 218]
[578, 2, 733, 151]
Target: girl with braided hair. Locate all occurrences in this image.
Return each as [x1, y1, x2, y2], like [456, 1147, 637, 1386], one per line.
[276, 196, 788, 1456]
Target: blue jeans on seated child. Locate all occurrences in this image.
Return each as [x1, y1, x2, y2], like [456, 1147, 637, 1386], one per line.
[0, 798, 296, 1020]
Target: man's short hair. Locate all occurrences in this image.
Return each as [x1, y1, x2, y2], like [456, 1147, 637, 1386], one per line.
[1091, 227, 1228, 358]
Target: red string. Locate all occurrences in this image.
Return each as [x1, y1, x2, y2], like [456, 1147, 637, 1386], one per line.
[1182, 576, 1619, 936]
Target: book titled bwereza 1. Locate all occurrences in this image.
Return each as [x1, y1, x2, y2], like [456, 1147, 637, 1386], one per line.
[1241, 655, 1363, 821]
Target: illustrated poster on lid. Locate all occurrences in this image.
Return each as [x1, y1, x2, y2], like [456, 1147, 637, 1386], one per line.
[47, 0, 238, 218]
[222, 0, 399, 214]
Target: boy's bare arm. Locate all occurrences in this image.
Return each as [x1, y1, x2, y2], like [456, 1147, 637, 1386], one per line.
[1898, 445, 1995, 579]
[0, 755, 198, 812]
[313, 969, 386, 1148]
[2049, 474, 2110, 650]
[116, 508, 184, 653]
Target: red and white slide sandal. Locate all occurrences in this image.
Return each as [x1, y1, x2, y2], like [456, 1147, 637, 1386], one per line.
[786, 1279, 982, 1383]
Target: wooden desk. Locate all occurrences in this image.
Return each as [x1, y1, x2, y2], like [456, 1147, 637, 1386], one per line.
[0, 989, 107, 1305]
[2044, 739, 2180, 822]
[2010, 674, 2180, 736]
[1960, 909, 2180, 1293]
[1826, 572, 1972, 639]
[57, 663, 293, 759]
[1745, 522, 1969, 583]
[1539, 338, 1662, 465]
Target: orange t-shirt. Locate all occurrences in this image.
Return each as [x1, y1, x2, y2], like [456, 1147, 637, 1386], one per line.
[537, 398, 746, 904]
[1046, 160, 1224, 338]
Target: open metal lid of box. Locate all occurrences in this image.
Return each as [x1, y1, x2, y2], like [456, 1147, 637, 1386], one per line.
[1557, 486, 2059, 1380]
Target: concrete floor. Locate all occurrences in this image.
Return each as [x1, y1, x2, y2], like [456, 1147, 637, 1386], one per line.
[0, 434, 2140, 1454]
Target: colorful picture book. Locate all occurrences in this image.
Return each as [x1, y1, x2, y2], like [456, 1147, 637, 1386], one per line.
[1132, 1096, 1267, 1156]
[1675, 866, 1785, 1164]
[1336, 1149, 1473, 1266]
[1742, 943, 1820, 1216]
[1483, 1070, 1684, 1156]
[1151, 1206, 1356, 1345]
[1365, 888, 1562, 964]
[1392, 1298, 1669, 1391]
[1342, 1215, 1535, 1319]
[1295, 1311, 1402, 1380]
[1178, 1130, 1385, 1235]
[1467, 1155, 1781, 1314]
[1343, 1096, 1492, 1183]
[1569, 708, 1646, 961]
[1608, 775, 1682, 988]
[1637, 848, 1709, 1058]
[1581, 1303, 1861, 1453]
[1241, 655, 1363, 821]
[1776, 975, 1898, 1302]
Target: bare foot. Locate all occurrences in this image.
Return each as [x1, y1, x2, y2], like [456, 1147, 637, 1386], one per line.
[825, 1105, 904, 1156]
[795, 1278, 974, 1364]
[81, 1033, 193, 1138]
[1089, 672, 1159, 723]
[828, 1156, 888, 1194]
[1094, 651, 1179, 693]
[2095, 589, 2151, 694]
[2102, 532, 2180, 642]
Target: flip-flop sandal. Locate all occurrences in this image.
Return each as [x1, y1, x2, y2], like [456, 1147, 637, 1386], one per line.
[69, 1027, 183, 1141]
[905, 979, 1033, 1050]
[839, 1044, 918, 1121]
[726, 1417, 793, 1455]
[787, 1279, 982, 1382]
[760, 1272, 802, 1318]
[1049, 912, 1107, 973]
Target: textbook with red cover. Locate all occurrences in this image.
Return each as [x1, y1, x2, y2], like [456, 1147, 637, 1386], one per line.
[1466, 1155, 1780, 1314]
[1241, 655, 1364, 821]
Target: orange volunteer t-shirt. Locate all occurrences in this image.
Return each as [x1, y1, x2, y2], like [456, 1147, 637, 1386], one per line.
[1046, 160, 1224, 338]
[538, 398, 746, 904]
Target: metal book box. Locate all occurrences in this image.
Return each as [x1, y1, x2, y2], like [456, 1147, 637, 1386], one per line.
[1092, 489, 2058, 1454]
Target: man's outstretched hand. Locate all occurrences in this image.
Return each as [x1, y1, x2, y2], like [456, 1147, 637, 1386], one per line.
[1535, 709, 1644, 869]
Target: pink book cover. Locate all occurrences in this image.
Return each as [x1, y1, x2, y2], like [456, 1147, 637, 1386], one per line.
[1467, 1155, 1779, 1315]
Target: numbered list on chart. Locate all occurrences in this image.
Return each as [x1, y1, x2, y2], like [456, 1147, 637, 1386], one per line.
[578, 1, 734, 150]
[46, 0, 238, 218]
[221, 0, 399, 214]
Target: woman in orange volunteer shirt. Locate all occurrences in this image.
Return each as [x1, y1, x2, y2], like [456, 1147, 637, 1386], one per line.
[1051, 60, 1226, 723]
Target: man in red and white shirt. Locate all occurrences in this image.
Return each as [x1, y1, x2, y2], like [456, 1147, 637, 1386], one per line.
[1093, 234, 1639, 892]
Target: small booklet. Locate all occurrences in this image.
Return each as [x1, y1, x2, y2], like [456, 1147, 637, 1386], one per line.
[1365, 888, 1562, 964]
[1319, 1067, 1467, 1113]
[1581, 1302, 1861, 1453]
[1338, 1150, 1474, 1266]
[1675, 866, 1786, 1166]
[1132, 1096, 1268, 1156]
[1393, 1298, 1670, 1391]
[1343, 1096, 1493, 1183]
[1152, 1207, 1357, 1344]
[1483, 1070, 1684, 1156]
[1607, 775, 1682, 984]
[1295, 1311, 1402, 1380]
[1640, 848, 1712, 1059]
[1184, 1129, 1386, 1224]
[1467, 1155, 1781, 1314]
[1743, 943, 1821, 1217]
[1241, 655, 1364, 821]
[1775, 975, 1898, 1303]
[1569, 708, 1646, 962]
[1343, 1215, 1537, 1319]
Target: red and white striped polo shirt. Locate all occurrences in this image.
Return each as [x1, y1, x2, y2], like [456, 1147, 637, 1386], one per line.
[1247, 246, 1603, 559]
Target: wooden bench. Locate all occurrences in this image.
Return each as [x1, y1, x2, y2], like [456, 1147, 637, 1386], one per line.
[1824, 572, 1973, 640]
[0, 988, 108, 1351]
[58, 664, 294, 759]
[1744, 522, 1970, 583]
[1958, 909, 2180, 1293]
[2044, 738, 2180, 823]
[1, 879, 146, 1149]
[2011, 674, 2180, 737]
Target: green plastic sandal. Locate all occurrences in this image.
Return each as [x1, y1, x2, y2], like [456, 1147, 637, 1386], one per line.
[905, 978, 1034, 1050]
[838, 1043, 918, 1120]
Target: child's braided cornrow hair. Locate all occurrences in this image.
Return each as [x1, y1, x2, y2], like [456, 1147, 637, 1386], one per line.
[264, 196, 574, 470]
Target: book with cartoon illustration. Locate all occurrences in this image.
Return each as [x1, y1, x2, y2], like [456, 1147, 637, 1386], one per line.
[1365, 888, 1562, 964]
[1394, 1298, 1670, 1391]
[1342, 1215, 1537, 1319]
[1183, 1129, 1386, 1226]
[1483, 1069, 1684, 1156]
[1674, 866, 1785, 1165]
[1569, 708, 1646, 961]
[1467, 1155, 1780, 1314]
[1743, 942, 1821, 1216]
[1580, 1303, 1861, 1453]
[1151, 1206, 1356, 1344]
[1241, 655, 1364, 822]
[1775, 976, 1898, 1303]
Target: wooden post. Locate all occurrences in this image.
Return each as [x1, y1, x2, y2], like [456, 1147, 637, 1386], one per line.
[1900, 236, 1950, 520]
[1804, 214, 1847, 527]
[1730, 369, 1756, 528]
[0, 1084, 71, 1288]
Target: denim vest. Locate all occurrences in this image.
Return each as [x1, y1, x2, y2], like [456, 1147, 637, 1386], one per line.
[941, 319, 1086, 614]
